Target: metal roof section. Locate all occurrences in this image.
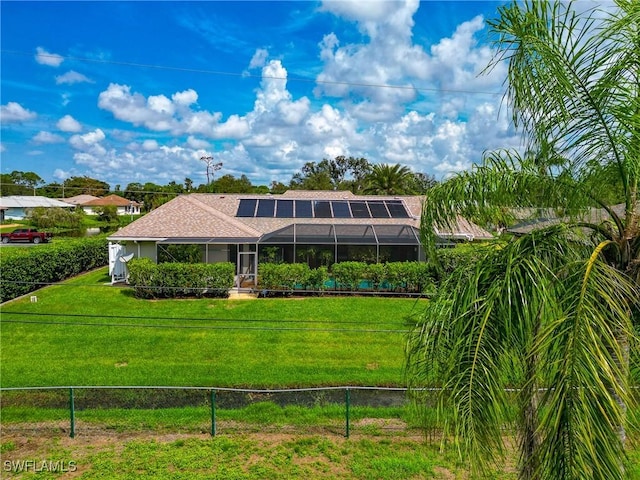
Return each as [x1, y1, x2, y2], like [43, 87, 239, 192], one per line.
[0, 196, 75, 208]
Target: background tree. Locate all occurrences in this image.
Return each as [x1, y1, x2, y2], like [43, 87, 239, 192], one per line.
[364, 163, 416, 195]
[0, 171, 45, 196]
[63, 176, 110, 197]
[406, 1, 640, 479]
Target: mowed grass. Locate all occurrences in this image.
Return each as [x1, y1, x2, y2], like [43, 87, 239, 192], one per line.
[0, 268, 425, 388]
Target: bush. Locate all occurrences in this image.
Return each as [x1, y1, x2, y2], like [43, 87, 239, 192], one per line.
[331, 262, 367, 290]
[435, 243, 496, 280]
[127, 260, 234, 299]
[27, 207, 83, 229]
[0, 237, 108, 302]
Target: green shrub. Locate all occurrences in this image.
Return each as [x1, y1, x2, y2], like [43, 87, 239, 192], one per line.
[331, 262, 367, 290]
[27, 207, 83, 229]
[127, 260, 234, 299]
[0, 237, 108, 302]
[435, 243, 495, 280]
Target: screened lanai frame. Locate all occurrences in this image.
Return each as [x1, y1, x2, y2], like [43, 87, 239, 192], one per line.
[156, 223, 426, 288]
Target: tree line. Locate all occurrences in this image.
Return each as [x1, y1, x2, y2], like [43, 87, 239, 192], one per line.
[1, 157, 436, 212]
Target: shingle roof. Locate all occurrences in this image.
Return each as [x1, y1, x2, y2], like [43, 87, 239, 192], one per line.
[63, 195, 100, 205]
[508, 203, 639, 235]
[83, 194, 141, 207]
[108, 191, 492, 242]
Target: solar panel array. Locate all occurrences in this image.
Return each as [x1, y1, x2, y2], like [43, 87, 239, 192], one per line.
[236, 198, 410, 219]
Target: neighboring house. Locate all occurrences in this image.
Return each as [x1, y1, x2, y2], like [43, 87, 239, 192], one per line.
[108, 190, 493, 288]
[66, 194, 142, 216]
[508, 203, 638, 235]
[63, 194, 100, 207]
[0, 196, 75, 220]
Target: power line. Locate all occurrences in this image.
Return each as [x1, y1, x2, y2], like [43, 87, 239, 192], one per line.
[0, 318, 408, 334]
[0, 310, 412, 327]
[1, 49, 503, 97]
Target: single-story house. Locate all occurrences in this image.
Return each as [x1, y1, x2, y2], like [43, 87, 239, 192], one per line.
[108, 190, 493, 288]
[0, 196, 75, 220]
[65, 194, 142, 216]
[508, 203, 638, 235]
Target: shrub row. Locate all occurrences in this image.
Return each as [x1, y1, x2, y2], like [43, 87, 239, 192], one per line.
[258, 261, 437, 295]
[0, 237, 108, 303]
[127, 258, 234, 299]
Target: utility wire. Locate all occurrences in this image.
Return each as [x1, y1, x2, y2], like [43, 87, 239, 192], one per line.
[1, 49, 503, 97]
[0, 318, 408, 334]
[0, 310, 413, 327]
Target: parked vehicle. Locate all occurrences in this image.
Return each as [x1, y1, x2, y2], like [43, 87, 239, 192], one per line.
[1, 228, 52, 244]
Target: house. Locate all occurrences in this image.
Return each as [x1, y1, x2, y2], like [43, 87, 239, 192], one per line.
[108, 191, 493, 288]
[65, 194, 142, 216]
[0, 196, 75, 220]
[507, 203, 638, 235]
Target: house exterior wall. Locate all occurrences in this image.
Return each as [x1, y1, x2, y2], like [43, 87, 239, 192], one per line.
[82, 205, 141, 216]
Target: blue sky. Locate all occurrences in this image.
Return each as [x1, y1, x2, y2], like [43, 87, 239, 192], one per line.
[2, 1, 531, 189]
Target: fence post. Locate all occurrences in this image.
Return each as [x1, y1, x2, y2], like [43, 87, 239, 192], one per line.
[345, 387, 350, 439]
[69, 388, 75, 438]
[210, 389, 217, 437]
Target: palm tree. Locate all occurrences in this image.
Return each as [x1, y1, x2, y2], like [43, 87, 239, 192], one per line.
[364, 163, 416, 195]
[406, 1, 639, 479]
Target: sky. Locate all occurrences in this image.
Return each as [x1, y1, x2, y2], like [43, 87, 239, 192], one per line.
[0, 0, 594, 189]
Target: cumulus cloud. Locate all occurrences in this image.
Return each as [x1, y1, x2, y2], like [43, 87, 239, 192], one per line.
[0, 102, 37, 123]
[248, 48, 269, 69]
[186, 136, 210, 149]
[142, 139, 159, 151]
[57, 114, 82, 132]
[33, 131, 65, 144]
[55, 70, 93, 85]
[74, 5, 520, 186]
[69, 128, 107, 156]
[35, 47, 64, 67]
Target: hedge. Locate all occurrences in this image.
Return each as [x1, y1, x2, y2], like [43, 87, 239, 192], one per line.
[0, 237, 109, 303]
[127, 259, 234, 299]
[258, 261, 437, 295]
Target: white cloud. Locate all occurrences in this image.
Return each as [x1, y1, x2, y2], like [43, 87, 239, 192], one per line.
[172, 89, 198, 107]
[69, 128, 107, 156]
[33, 131, 65, 144]
[0, 102, 37, 123]
[0, 144, 5, 153]
[249, 48, 269, 69]
[57, 114, 82, 132]
[35, 47, 64, 67]
[186, 136, 210, 149]
[142, 139, 159, 151]
[56, 70, 93, 85]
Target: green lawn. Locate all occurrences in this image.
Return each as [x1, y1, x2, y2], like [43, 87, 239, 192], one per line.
[0, 268, 425, 388]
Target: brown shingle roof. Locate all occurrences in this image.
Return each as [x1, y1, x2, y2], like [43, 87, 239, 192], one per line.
[84, 194, 141, 207]
[108, 191, 492, 242]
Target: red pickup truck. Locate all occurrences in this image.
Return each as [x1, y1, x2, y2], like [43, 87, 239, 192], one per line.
[1, 228, 52, 244]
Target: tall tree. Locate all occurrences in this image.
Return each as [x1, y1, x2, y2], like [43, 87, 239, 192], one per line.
[364, 163, 416, 195]
[63, 176, 110, 196]
[406, 2, 640, 479]
[0, 171, 45, 195]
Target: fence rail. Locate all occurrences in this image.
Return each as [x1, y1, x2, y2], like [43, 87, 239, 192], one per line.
[0, 385, 419, 439]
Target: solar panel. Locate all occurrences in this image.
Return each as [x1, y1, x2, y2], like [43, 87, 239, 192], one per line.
[331, 201, 351, 218]
[350, 201, 371, 218]
[256, 199, 276, 217]
[276, 199, 294, 218]
[386, 200, 410, 218]
[237, 199, 257, 217]
[314, 201, 332, 218]
[368, 201, 390, 218]
[295, 200, 313, 218]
